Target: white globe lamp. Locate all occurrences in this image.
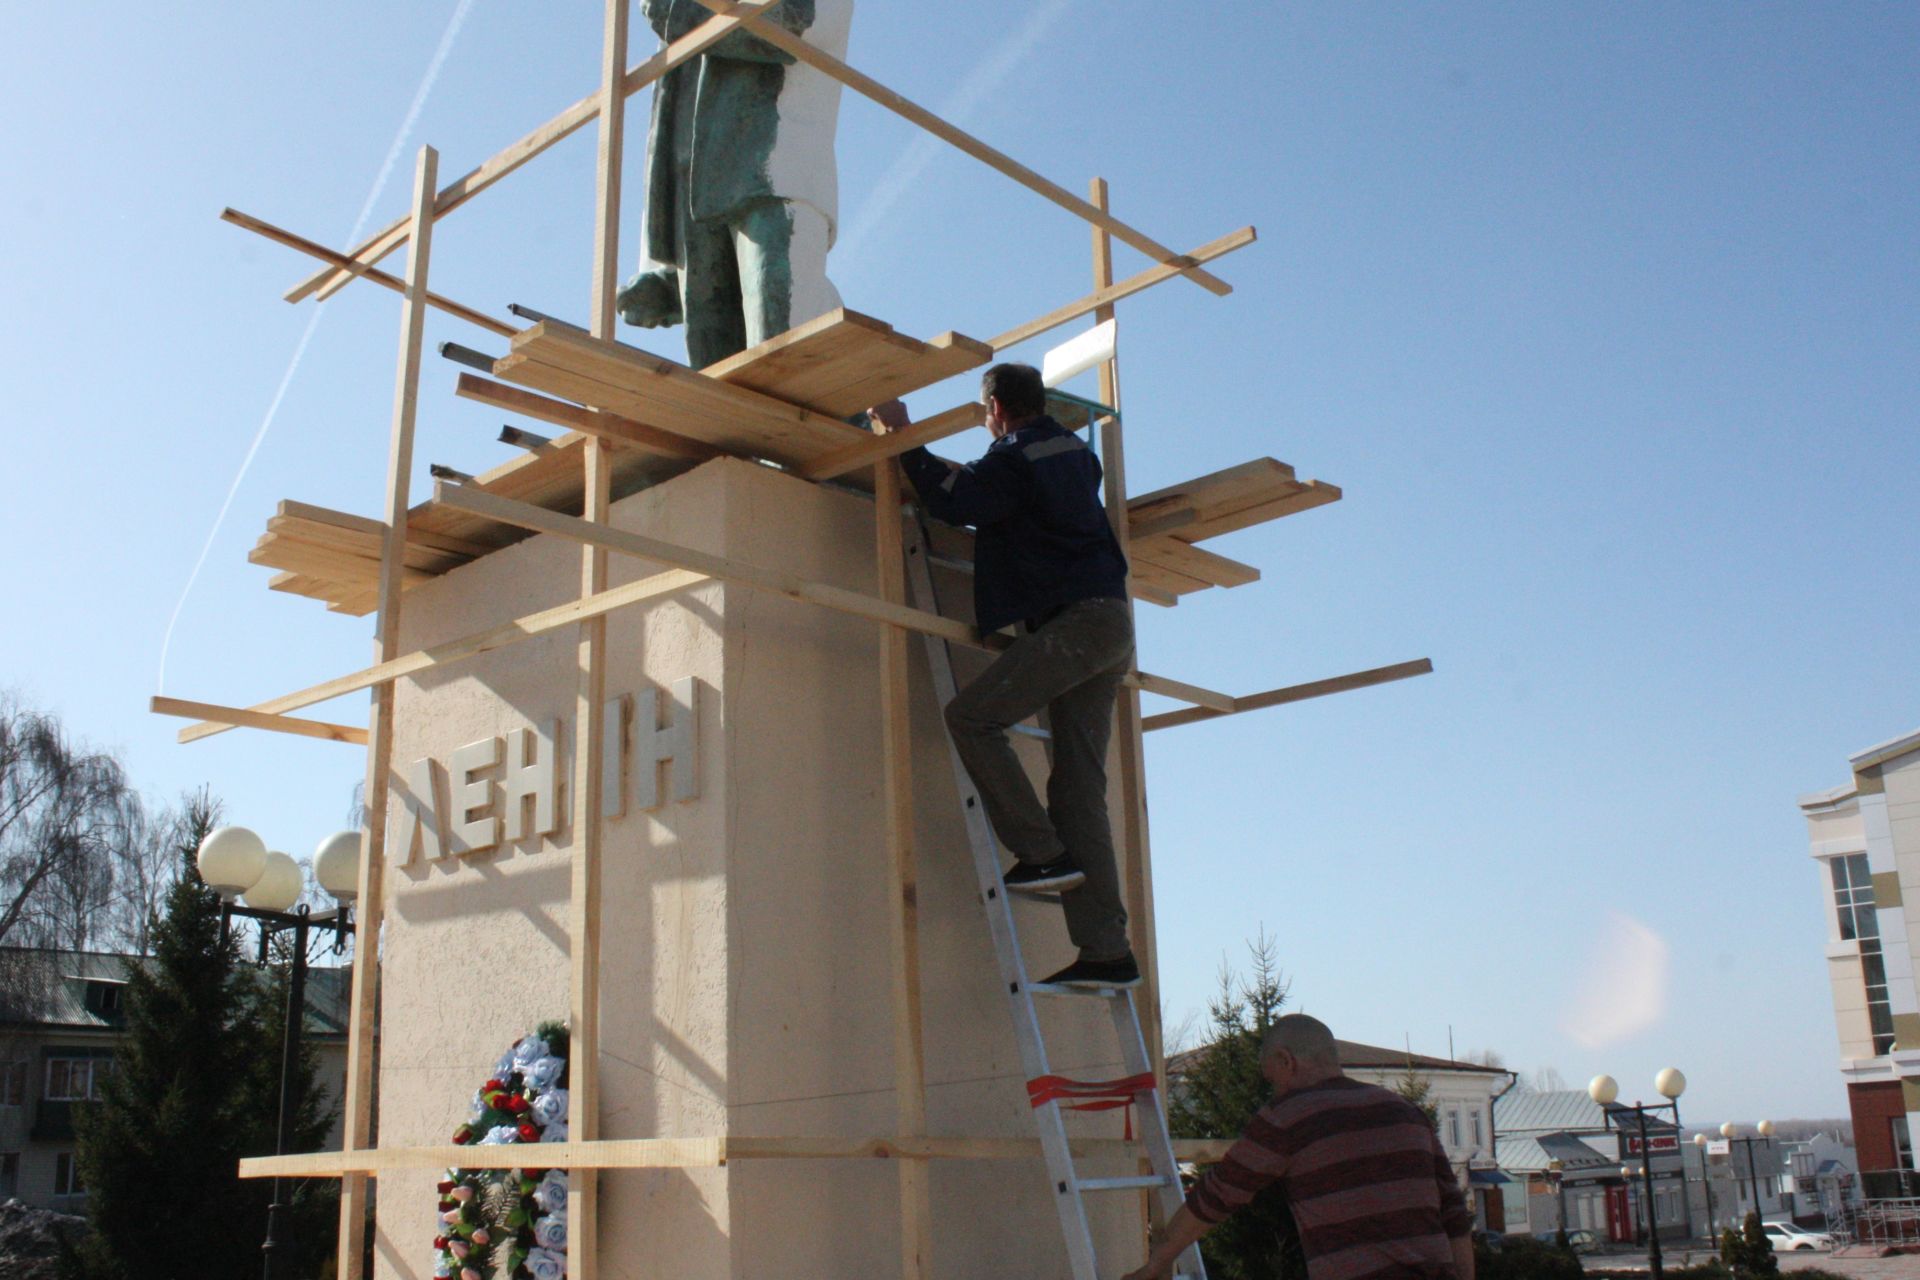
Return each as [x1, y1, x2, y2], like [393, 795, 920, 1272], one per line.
[1756, 1120, 1774, 1138]
[197, 826, 267, 901]
[1655, 1067, 1686, 1100]
[1588, 1074, 1619, 1106]
[244, 851, 305, 913]
[1720, 1121, 1736, 1138]
[313, 831, 364, 903]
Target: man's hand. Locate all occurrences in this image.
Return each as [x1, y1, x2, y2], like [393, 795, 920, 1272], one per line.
[868, 399, 911, 433]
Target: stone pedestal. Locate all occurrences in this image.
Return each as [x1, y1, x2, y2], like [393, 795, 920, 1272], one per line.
[373, 457, 1143, 1278]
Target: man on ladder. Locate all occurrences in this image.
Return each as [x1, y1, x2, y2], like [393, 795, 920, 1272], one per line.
[871, 362, 1139, 988]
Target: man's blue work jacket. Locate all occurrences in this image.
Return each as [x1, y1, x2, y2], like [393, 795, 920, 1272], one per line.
[899, 415, 1129, 635]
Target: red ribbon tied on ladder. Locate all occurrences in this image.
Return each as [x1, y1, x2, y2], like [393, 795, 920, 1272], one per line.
[1026, 1072, 1158, 1140]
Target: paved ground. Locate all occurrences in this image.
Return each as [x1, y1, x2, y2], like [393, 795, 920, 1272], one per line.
[1581, 1245, 1919, 1277]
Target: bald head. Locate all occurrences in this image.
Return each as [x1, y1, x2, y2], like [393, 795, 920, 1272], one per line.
[1260, 1015, 1340, 1069]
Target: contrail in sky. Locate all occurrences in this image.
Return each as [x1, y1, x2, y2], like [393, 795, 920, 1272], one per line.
[836, 0, 1081, 267]
[157, 0, 479, 693]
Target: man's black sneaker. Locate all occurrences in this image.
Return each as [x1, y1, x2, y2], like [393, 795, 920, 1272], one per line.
[1040, 953, 1142, 989]
[1002, 859, 1086, 893]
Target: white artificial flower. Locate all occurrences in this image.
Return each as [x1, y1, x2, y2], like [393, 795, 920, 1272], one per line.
[493, 1047, 518, 1078]
[534, 1170, 569, 1213]
[531, 1088, 569, 1128]
[526, 1055, 565, 1090]
[524, 1246, 566, 1280]
[533, 1211, 569, 1251]
[479, 1124, 520, 1146]
[512, 1036, 551, 1069]
[539, 1121, 570, 1143]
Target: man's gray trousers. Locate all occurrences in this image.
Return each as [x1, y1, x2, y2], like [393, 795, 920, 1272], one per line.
[943, 596, 1135, 963]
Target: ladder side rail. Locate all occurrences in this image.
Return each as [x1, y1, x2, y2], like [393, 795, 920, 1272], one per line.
[1109, 994, 1209, 1279]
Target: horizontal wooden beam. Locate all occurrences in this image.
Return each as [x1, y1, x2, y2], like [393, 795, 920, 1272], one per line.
[989, 226, 1257, 353]
[176, 568, 709, 744]
[150, 696, 368, 745]
[455, 373, 721, 462]
[239, 1133, 1238, 1179]
[1141, 659, 1434, 732]
[691, 0, 1233, 299]
[435, 483, 1236, 710]
[221, 209, 516, 337]
[795, 402, 984, 481]
[283, 0, 793, 304]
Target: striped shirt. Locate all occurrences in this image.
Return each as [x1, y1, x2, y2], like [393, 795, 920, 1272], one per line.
[1186, 1077, 1474, 1280]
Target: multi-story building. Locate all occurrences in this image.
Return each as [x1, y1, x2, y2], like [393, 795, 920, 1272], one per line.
[0, 948, 348, 1212]
[1800, 727, 1920, 1178]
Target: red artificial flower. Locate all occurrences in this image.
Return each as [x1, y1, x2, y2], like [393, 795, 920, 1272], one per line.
[506, 1095, 529, 1114]
[437, 1180, 455, 1194]
[434, 1237, 448, 1250]
[517, 1122, 538, 1142]
[522, 1167, 545, 1180]
[484, 1079, 504, 1091]
[452, 1127, 472, 1145]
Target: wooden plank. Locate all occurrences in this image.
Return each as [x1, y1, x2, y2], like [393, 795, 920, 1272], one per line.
[434, 483, 1236, 710]
[261, 521, 465, 575]
[798, 331, 993, 419]
[280, 500, 495, 559]
[704, 307, 914, 389]
[337, 143, 438, 1280]
[178, 569, 709, 744]
[1170, 481, 1342, 542]
[247, 535, 436, 590]
[1090, 182, 1165, 1167]
[691, 1, 1233, 298]
[221, 208, 516, 337]
[284, 1, 795, 304]
[455, 374, 721, 462]
[795, 402, 984, 481]
[571, 5, 628, 1271]
[872, 441, 932, 1280]
[502, 322, 870, 461]
[989, 226, 1258, 353]
[149, 697, 368, 746]
[1141, 659, 1434, 732]
[1127, 459, 1298, 526]
[241, 1133, 1183, 1179]
[1125, 506, 1199, 542]
[1131, 539, 1259, 590]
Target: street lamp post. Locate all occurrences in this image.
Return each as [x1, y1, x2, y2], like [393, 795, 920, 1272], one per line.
[1590, 1069, 1687, 1280]
[198, 826, 363, 1280]
[1720, 1121, 1776, 1224]
[1693, 1133, 1717, 1238]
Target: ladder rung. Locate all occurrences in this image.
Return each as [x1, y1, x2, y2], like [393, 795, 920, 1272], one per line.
[1077, 1174, 1174, 1193]
[1025, 981, 1129, 999]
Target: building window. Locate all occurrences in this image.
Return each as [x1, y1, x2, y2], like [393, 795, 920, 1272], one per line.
[0, 1061, 26, 1106]
[1470, 1110, 1483, 1148]
[53, 1151, 83, 1197]
[44, 1057, 112, 1102]
[0, 1153, 15, 1199]
[1831, 855, 1897, 1054]
[1894, 1117, 1914, 1172]
[1447, 1111, 1461, 1147]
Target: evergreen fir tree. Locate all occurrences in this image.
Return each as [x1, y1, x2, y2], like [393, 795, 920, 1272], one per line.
[1167, 933, 1304, 1280]
[71, 792, 337, 1279]
[1392, 1061, 1441, 1128]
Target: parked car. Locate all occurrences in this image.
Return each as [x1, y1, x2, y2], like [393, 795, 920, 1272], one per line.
[1761, 1222, 1834, 1251]
[1563, 1229, 1601, 1255]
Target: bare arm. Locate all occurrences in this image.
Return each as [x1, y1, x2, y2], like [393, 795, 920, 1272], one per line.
[1120, 1204, 1212, 1280]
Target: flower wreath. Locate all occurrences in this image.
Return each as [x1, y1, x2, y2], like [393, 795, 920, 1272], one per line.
[433, 1021, 571, 1280]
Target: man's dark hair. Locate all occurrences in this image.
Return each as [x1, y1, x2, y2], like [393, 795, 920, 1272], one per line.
[981, 363, 1047, 419]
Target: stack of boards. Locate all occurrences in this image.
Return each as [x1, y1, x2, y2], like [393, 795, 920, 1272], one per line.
[250, 308, 1339, 616]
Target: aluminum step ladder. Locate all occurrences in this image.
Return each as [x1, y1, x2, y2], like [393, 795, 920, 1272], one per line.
[900, 507, 1205, 1280]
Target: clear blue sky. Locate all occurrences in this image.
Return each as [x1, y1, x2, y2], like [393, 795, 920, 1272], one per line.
[3, 3, 1915, 1125]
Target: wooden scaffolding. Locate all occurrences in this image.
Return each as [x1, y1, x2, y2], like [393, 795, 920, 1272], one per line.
[151, 4, 1433, 1277]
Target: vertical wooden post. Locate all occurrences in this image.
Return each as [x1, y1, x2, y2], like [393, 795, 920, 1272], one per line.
[872, 437, 932, 1279]
[1089, 177, 1164, 1078]
[337, 143, 439, 1280]
[570, 3, 628, 1277]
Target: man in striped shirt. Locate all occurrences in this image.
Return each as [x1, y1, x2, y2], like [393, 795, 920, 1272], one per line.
[1123, 1015, 1475, 1280]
